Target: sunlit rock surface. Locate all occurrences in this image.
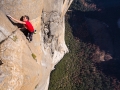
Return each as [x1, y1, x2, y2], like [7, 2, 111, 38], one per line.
[0, 0, 73, 90]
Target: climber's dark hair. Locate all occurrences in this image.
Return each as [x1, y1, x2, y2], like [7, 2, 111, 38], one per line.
[23, 15, 29, 20]
[20, 15, 29, 21]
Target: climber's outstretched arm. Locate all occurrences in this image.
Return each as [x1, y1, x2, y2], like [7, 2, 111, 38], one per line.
[7, 15, 26, 24]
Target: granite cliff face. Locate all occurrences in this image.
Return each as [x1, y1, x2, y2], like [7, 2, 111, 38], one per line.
[0, 0, 73, 90]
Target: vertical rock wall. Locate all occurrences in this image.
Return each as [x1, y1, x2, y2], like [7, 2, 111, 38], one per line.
[0, 0, 73, 90]
[36, 0, 73, 90]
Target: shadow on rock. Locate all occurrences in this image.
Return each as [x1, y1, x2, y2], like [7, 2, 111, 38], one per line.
[0, 60, 3, 65]
[6, 15, 23, 28]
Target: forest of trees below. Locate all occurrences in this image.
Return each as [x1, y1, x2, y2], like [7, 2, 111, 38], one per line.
[49, 0, 120, 90]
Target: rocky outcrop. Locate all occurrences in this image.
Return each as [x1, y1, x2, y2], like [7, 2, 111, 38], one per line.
[86, 18, 113, 62]
[0, 0, 73, 90]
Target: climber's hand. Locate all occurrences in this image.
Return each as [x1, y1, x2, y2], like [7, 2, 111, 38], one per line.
[7, 15, 12, 19]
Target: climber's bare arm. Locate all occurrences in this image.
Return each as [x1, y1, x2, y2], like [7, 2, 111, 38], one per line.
[7, 15, 26, 24]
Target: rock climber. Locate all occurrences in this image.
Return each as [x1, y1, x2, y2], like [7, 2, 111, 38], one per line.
[7, 15, 36, 42]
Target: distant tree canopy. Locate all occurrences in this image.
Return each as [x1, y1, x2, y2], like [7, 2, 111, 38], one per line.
[70, 0, 97, 11]
[70, 0, 120, 11]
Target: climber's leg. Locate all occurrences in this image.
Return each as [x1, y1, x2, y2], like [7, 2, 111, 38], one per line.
[29, 32, 34, 41]
[26, 31, 30, 41]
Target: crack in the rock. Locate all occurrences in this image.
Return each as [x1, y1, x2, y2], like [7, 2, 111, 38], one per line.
[0, 28, 18, 44]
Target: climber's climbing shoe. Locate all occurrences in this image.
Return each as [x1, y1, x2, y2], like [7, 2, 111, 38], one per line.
[34, 30, 36, 34]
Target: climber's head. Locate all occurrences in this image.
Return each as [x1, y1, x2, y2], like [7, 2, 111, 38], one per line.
[22, 15, 29, 21]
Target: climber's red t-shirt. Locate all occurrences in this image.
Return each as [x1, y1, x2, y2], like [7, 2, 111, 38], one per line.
[25, 21, 34, 32]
